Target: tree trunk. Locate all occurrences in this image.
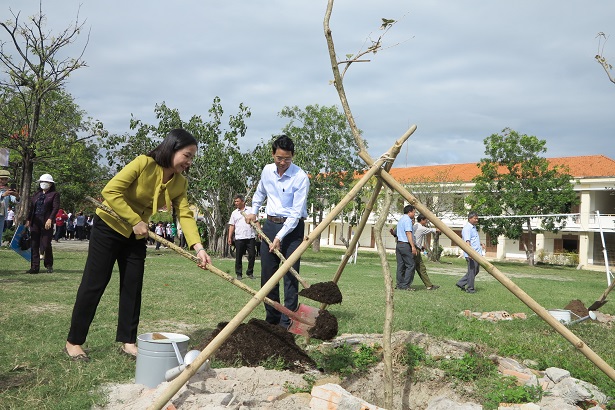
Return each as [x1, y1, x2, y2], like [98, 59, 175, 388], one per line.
[525, 218, 535, 266]
[312, 212, 322, 252]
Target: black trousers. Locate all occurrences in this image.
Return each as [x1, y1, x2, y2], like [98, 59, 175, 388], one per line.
[30, 218, 54, 271]
[67, 216, 147, 345]
[234, 237, 256, 277]
[260, 219, 303, 328]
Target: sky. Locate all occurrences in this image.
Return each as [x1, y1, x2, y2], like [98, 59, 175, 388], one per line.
[2, 0, 614, 167]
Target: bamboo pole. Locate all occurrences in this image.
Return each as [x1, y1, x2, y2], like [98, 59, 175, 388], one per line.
[374, 186, 395, 409]
[148, 149, 396, 409]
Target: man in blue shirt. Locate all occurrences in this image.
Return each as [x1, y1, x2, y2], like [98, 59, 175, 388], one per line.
[395, 204, 418, 290]
[456, 211, 482, 294]
[246, 135, 309, 327]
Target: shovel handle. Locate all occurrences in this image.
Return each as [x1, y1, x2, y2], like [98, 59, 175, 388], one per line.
[239, 211, 309, 289]
[86, 197, 314, 327]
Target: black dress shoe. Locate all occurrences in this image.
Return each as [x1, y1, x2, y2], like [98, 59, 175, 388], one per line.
[46, 267, 54, 273]
[26, 269, 40, 274]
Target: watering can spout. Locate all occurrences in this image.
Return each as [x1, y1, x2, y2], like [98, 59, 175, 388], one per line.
[568, 311, 597, 325]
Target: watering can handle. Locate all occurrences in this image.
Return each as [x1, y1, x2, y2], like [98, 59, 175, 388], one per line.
[171, 341, 184, 365]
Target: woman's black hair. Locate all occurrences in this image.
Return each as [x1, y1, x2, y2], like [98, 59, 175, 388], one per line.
[148, 128, 198, 168]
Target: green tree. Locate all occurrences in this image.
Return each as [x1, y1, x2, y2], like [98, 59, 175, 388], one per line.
[100, 99, 253, 254]
[0, 87, 104, 216]
[0, 3, 88, 221]
[466, 128, 579, 265]
[279, 104, 366, 251]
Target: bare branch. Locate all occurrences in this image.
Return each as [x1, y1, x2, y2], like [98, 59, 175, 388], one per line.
[595, 32, 615, 85]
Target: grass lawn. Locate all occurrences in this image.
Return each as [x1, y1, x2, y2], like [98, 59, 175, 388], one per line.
[1, 245, 614, 409]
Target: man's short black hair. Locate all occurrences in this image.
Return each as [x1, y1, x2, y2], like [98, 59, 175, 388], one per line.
[468, 211, 478, 219]
[417, 214, 427, 223]
[271, 134, 294, 155]
[403, 204, 415, 214]
[234, 194, 245, 201]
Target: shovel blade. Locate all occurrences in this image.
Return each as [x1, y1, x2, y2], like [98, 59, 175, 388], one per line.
[287, 303, 319, 337]
[588, 299, 608, 311]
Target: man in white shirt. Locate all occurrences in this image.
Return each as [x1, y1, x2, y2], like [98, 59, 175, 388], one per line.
[227, 194, 257, 280]
[413, 215, 440, 290]
[246, 135, 309, 328]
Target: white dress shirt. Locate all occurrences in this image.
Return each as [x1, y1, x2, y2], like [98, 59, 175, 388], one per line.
[228, 206, 256, 240]
[250, 162, 309, 240]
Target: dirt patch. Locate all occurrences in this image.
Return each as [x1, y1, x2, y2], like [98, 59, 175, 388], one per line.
[564, 299, 589, 319]
[309, 310, 338, 340]
[298, 281, 343, 305]
[196, 319, 316, 371]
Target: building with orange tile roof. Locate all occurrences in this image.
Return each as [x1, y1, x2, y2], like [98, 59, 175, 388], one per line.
[308, 155, 615, 270]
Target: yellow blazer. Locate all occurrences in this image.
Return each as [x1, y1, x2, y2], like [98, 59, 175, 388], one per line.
[96, 155, 201, 248]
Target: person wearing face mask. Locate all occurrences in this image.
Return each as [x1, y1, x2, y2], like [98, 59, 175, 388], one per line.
[65, 128, 211, 362]
[25, 174, 60, 274]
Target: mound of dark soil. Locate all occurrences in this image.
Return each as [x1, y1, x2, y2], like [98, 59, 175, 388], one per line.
[565, 299, 589, 319]
[196, 319, 317, 371]
[299, 281, 343, 305]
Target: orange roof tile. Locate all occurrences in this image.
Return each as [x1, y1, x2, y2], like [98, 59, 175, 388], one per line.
[387, 155, 615, 183]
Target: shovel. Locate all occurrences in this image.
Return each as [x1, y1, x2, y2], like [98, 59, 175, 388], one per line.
[240, 210, 343, 305]
[86, 197, 336, 340]
[588, 280, 615, 311]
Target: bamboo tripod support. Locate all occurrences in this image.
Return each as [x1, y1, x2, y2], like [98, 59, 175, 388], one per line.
[358, 150, 615, 383]
[148, 148, 396, 410]
[322, 0, 615, 385]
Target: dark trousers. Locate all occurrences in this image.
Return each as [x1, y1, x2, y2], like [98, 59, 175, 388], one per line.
[413, 252, 433, 288]
[457, 257, 480, 291]
[54, 224, 66, 241]
[234, 237, 256, 277]
[67, 216, 147, 345]
[76, 225, 85, 240]
[395, 242, 415, 289]
[30, 219, 54, 271]
[260, 219, 303, 328]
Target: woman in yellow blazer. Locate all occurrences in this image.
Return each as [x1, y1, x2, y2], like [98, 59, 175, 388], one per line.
[65, 129, 211, 361]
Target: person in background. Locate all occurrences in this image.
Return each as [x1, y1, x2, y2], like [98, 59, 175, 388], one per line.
[5, 207, 15, 231]
[228, 194, 257, 280]
[66, 214, 76, 240]
[75, 211, 86, 240]
[412, 214, 440, 290]
[245, 135, 309, 328]
[395, 205, 417, 290]
[1, 169, 20, 242]
[25, 173, 60, 273]
[155, 222, 164, 250]
[55, 208, 69, 242]
[456, 211, 482, 294]
[65, 128, 211, 361]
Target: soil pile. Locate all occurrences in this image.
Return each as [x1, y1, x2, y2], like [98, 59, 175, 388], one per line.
[196, 319, 316, 371]
[298, 281, 343, 305]
[565, 299, 590, 319]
